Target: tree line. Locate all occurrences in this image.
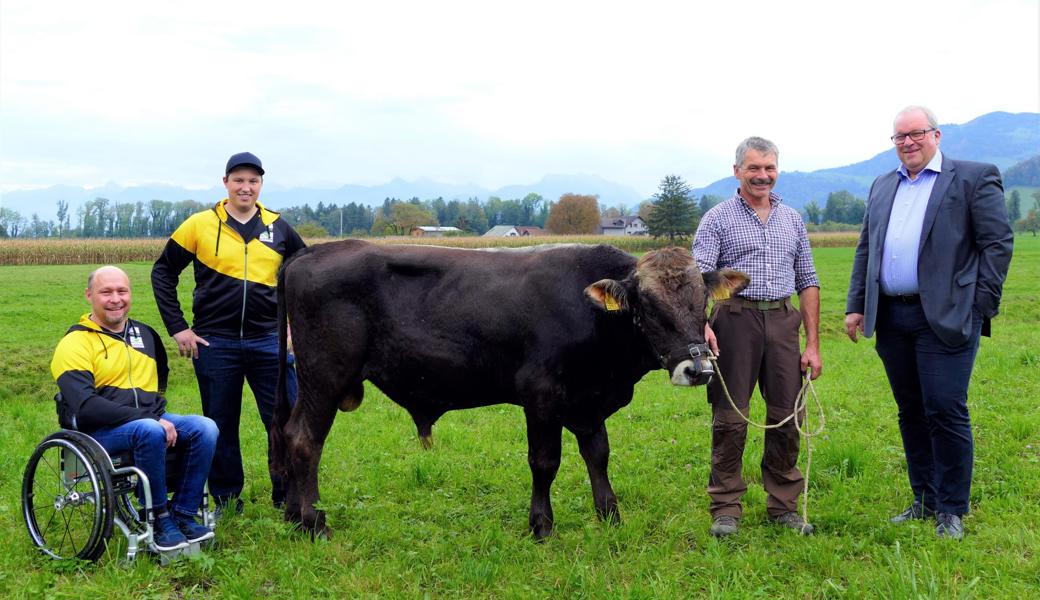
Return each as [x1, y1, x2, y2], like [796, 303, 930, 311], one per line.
[7, 177, 1029, 240]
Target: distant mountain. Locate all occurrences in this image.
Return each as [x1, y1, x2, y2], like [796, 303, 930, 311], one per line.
[1003, 155, 1040, 187]
[691, 111, 1040, 209]
[492, 174, 645, 205]
[1, 174, 646, 223]
[4, 111, 1035, 222]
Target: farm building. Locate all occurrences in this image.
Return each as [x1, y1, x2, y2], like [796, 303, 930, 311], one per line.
[409, 226, 464, 237]
[481, 225, 548, 237]
[599, 216, 648, 236]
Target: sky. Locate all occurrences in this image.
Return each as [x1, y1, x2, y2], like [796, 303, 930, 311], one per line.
[1, 0, 1038, 198]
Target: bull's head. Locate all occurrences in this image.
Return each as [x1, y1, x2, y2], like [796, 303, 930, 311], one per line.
[585, 247, 748, 386]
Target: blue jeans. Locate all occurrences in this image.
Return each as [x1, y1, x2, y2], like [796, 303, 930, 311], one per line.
[90, 413, 218, 518]
[875, 298, 982, 515]
[193, 333, 297, 504]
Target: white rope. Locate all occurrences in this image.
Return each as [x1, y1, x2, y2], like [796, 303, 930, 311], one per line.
[707, 354, 826, 531]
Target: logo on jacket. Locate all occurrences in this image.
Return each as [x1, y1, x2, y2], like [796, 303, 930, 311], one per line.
[258, 224, 274, 243]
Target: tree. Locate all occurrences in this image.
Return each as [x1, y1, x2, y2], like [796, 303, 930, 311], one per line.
[56, 200, 70, 237]
[698, 194, 723, 215]
[823, 190, 866, 225]
[1006, 190, 1022, 224]
[545, 193, 600, 234]
[520, 193, 544, 225]
[646, 175, 697, 242]
[0, 207, 25, 237]
[1017, 208, 1040, 236]
[386, 202, 436, 235]
[295, 222, 328, 237]
[637, 200, 655, 222]
[804, 200, 822, 225]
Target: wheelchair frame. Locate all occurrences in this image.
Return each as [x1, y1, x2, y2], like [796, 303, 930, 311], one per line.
[22, 429, 215, 563]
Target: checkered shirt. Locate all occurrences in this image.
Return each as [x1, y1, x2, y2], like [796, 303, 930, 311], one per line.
[692, 191, 820, 301]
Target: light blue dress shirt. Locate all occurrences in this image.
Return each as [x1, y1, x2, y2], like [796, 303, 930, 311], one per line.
[880, 150, 943, 296]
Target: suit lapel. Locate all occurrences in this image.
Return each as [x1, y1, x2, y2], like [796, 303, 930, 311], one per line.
[871, 171, 900, 247]
[919, 156, 955, 253]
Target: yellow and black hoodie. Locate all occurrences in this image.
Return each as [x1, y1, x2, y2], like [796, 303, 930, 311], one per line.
[151, 199, 305, 339]
[51, 316, 168, 433]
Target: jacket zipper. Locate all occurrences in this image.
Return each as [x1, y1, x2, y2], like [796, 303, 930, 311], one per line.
[241, 241, 248, 338]
[123, 325, 139, 408]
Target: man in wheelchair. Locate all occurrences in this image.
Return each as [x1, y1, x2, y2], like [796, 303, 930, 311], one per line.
[49, 265, 219, 552]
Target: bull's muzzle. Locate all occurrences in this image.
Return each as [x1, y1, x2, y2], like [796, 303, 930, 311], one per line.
[668, 343, 714, 386]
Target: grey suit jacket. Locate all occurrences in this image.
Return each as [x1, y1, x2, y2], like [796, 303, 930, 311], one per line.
[846, 156, 1014, 347]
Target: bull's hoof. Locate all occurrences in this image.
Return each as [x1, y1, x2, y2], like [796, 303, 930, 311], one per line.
[596, 505, 621, 525]
[310, 510, 332, 540]
[529, 516, 554, 541]
[283, 504, 303, 526]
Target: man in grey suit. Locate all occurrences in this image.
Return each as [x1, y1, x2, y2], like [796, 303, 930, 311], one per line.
[845, 105, 1013, 539]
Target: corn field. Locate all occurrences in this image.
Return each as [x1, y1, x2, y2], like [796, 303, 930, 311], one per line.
[0, 233, 859, 266]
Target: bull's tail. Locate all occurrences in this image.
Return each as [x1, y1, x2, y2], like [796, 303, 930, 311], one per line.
[270, 257, 294, 479]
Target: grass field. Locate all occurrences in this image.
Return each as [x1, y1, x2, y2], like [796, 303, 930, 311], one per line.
[0, 237, 1037, 599]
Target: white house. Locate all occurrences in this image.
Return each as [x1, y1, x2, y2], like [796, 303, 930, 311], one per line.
[599, 216, 648, 236]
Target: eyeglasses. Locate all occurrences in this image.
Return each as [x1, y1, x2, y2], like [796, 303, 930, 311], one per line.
[890, 128, 936, 144]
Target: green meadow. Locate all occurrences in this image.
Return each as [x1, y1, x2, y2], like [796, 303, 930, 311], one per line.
[0, 237, 1037, 599]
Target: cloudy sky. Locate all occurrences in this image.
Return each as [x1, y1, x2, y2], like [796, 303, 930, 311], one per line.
[2, 0, 1037, 197]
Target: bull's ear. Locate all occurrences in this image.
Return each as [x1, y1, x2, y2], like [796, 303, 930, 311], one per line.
[585, 279, 629, 312]
[702, 268, 750, 300]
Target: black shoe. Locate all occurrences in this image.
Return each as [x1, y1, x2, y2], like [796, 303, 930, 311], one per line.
[890, 501, 935, 523]
[770, 511, 815, 535]
[709, 515, 739, 538]
[212, 497, 244, 522]
[935, 512, 964, 540]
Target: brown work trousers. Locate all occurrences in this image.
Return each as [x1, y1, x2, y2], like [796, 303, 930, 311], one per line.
[707, 299, 805, 519]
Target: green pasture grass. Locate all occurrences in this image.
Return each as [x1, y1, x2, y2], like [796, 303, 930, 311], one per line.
[0, 238, 1037, 598]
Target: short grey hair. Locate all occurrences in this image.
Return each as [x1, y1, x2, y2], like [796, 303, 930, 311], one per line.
[894, 105, 939, 131]
[735, 136, 779, 167]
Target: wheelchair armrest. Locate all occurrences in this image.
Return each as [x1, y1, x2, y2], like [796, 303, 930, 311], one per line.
[54, 393, 77, 430]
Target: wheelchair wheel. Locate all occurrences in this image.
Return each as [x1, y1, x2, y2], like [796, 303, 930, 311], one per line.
[22, 433, 115, 561]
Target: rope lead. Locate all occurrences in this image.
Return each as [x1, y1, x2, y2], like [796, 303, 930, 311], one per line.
[708, 354, 826, 531]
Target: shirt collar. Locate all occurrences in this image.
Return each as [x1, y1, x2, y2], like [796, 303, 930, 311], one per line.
[734, 189, 783, 207]
[897, 149, 943, 179]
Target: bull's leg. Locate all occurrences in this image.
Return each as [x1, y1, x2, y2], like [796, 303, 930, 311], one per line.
[283, 385, 341, 538]
[525, 410, 563, 540]
[572, 422, 620, 524]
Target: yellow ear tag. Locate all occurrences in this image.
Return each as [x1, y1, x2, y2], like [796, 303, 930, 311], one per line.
[604, 295, 621, 311]
[712, 287, 732, 301]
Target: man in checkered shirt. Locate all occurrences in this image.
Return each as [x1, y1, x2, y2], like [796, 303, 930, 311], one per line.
[692, 136, 822, 538]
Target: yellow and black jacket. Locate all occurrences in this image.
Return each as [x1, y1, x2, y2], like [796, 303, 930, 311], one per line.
[152, 199, 306, 339]
[50, 316, 168, 433]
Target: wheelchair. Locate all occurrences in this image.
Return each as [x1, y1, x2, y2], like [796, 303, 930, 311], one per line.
[21, 428, 215, 563]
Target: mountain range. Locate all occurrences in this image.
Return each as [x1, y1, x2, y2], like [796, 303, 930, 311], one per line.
[691, 111, 1040, 208]
[2, 111, 1037, 222]
[0, 174, 647, 223]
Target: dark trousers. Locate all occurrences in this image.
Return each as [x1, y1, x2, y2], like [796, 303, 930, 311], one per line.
[707, 300, 804, 519]
[193, 333, 297, 505]
[875, 297, 981, 515]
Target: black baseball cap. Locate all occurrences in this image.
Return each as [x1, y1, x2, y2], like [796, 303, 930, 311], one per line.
[225, 152, 265, 176]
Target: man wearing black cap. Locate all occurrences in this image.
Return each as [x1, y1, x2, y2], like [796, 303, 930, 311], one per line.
[152, 152, 306, 515]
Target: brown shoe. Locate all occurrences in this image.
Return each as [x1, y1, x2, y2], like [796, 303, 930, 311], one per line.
[709, 515, 739, 538]
[770, 511, 815, 535]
